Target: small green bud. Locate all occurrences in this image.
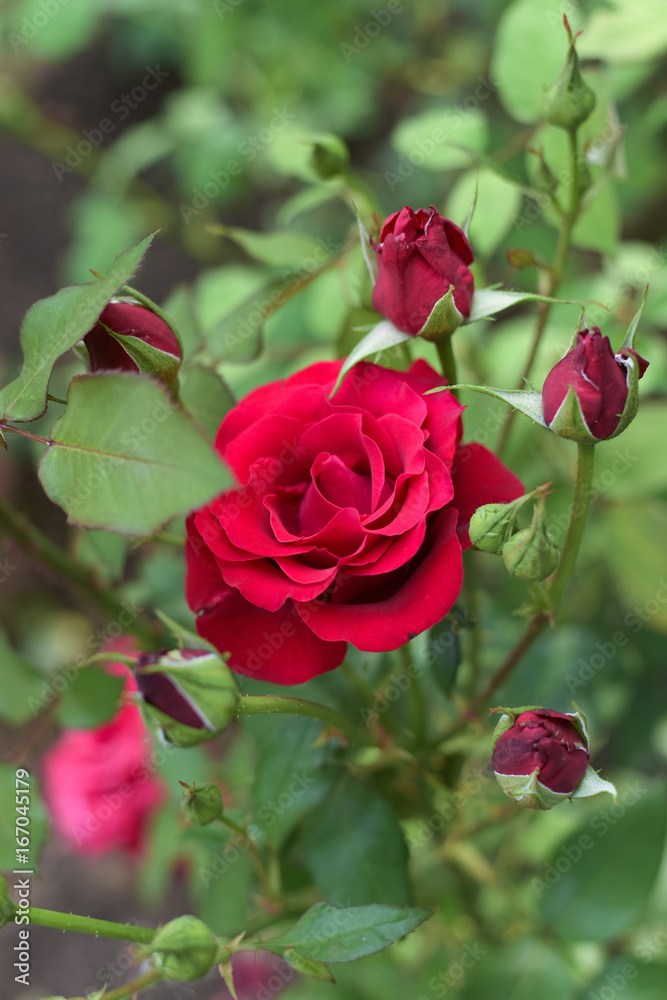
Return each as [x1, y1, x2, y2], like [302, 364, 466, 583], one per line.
[310, 134, 350, 180]
[545, 20, 596, 133]
[149, 915, 218, 981]
[501, 500, 559, 581]
[180, 782, 224, 826]
[470, 502, 518, 554]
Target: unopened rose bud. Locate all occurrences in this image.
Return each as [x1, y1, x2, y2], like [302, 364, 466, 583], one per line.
[148, 915, 218, 980]
[370, 205, 474, 337]
[542, 326, 648, 442]
[492, 708, 589, 809]
[84, 301, 182, 388]
[180, 782, 224, 826]
[136, 649, 239, 747]
[545, 24, 596, 133]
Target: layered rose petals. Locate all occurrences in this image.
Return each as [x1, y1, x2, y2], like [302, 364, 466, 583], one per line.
[186, 359, 523, 684]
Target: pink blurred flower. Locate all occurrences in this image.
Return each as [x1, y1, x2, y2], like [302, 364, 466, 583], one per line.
[216, 951, 296, 1000]
[42, 641, 164, 856]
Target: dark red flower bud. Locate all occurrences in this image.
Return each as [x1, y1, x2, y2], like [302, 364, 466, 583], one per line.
[542, 326, 648, 441]
[370, 206, 474, 336]
[84, 301, 181, 385]
[493, 709, 588, 802]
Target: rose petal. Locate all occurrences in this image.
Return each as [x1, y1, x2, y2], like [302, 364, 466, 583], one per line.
[451, 443, 524, 548]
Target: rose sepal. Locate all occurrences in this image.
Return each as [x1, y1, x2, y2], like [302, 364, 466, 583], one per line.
[570, 765, 617, 802]
[98, 321, 181, 388]
[546, 383, 600, 443]
[329, 320, 412, 397]
[417, 285, 464, 341]
[494, 767, 574, 810]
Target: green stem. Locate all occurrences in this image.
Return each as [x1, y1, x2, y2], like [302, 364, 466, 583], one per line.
[237, 695, 378, 746]
[548, 442, 595, 607]
[216, 813, 275, 902]
[496, 131, 582, 456]
[0, 494, 158, 648]
[435, 336, 459, 398]
[27, 907, 155, 943]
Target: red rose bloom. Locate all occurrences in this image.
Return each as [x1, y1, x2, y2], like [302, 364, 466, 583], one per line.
[371, 206, 475, 335]
[42, 646, 163, 856]
[492, 709, 589, 794]
[186, 360, 522, 685]
[542, 326, 649, 441]
[84, 301, 181, 375]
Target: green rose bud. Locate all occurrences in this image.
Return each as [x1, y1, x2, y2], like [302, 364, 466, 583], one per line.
[180, 782, 224, 826]
[545, 20, 596, 133]
[502, 499, 559, 581]
[469, 498, 525, 555]
[148, 915, 218, 981]
[136, 649, 239, 747]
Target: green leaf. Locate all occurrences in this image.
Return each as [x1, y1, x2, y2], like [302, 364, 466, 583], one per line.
[330, 321, 412, 397]
[73, 529, 127, 585]
[427, 383, 546, 428]
[301, 774, 411, 906]
[155, 610, 215, 652]
[540, 783, 666, 940]
[577, 0, 667, 63]
[465, 288, 586, 326]
[283, 949, 336, 983]
[420, 618, 462, 696]
[179, 364, 235, 442]
[268, 902, 433, 963]
[251, 716, 335, 847]
[0, 763, 48, 871]
[211, 224, 323, 267]
[57, 665, 125, 729]
[0, 634, 46, 726]
[0, 235, 154, 423]
[38, 373, 230, 535]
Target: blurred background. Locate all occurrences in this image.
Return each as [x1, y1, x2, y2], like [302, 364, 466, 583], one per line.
[2, 0, 667, 997]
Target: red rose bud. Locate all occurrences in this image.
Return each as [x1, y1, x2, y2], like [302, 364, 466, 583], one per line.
[135, 649, 239, 747]
[371, 206, 474, 338]
[84, 301, 181, 387]
[492, 708, 589, 809]
[542, 327, 648, 442]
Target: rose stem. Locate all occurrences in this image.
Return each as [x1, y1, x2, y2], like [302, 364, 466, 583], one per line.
[26, 907, 156, 942]
[0, 494, 158, 648]
[398, 643, 427, 744]
[437, 440, 596, 739]
[215, 814, 276, 903]
[435, 335, 459, 399]
[547, 441, 596, 607]
[496, 128, 583, 457]
[237, 695, 378, 746]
